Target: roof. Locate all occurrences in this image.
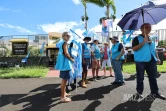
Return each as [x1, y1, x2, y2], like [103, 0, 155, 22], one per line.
[9, 39, 28, 42]
[48, 32, 62, 40]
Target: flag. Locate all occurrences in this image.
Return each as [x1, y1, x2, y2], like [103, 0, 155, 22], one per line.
[92, 30, 99, 40]
[21, 51, 30, 63]
[150, 31, 158, 47]
[70, 29, 82, 81]
[126, 30, 134, 42]
[107, 19, 113, 28]
[39, 42, 45, 54]
[56, 39, 63, 48]
[101, 19, 113, 37]
[82, 30, 89, 37]
[122, 30, 134, 44]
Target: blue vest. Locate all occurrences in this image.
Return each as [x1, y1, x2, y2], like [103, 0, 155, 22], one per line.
[55, 40, 72, 71]
[92, 44, 100, 59]
[101, 47, 111, 59]
[111, 42, 124, 60]
[83, 43, 91, 58]
[134, 35, 157, 62]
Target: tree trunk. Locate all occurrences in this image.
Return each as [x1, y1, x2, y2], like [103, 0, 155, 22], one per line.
[107, 6, 110, 47]
[85, 5, 88, 31]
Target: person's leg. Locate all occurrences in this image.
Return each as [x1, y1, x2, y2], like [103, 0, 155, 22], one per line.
[82, 69, 87, 88]
[85, 58, 91, 84]
[103, 67, 106, 76]
[92, 68, 96, 78]
[113, 60, 124, 83]
[111, 60, 118, 82]
[96, 60, 100, 79]
[61, 79, 67, 98]
[146, 58, 159, 94]
[92, 59, 97, 81]
[102, 60, 106, 76]
[107, 59, 114, 77]
[136, 62, 145, 94]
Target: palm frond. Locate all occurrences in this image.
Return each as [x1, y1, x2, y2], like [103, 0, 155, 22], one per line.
[108, 0, 116, 14]
[84, 0, 104, 7]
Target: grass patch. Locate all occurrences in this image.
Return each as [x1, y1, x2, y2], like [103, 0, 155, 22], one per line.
[0, 66, 49, 79]
[123, 62, 136, 74]
[122, 61, 166, 74]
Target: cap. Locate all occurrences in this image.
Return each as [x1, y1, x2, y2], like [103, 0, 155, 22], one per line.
[109, 36, 119, 42]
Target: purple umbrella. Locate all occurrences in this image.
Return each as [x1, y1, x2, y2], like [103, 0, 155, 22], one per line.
[118, 1, 166, 30]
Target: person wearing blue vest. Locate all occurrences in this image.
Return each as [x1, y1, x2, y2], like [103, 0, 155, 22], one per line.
[132, 23, 165, 100]
[91, 38, 101, 81]
[110, 36, 125, 86]
[82, 36, 91, 88]
[55, 32, 74, 102]
[101, 42, 114, 78]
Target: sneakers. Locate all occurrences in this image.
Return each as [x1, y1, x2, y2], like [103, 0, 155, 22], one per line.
[111, 81, 125, 86]
[93, 78, 98, 82]
[96, 76, 101, 80]
[136, 92, 144, 99]
[151, 93, 166, 100]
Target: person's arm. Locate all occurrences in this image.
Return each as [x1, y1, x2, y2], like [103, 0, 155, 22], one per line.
[63, 42, 74, 62]
[132, 37, 149, 51]
[156, 51, 161, 64]
[82, 44, 85, 63]
[116, 43, 125, 60]
[91, 46, 96, 59]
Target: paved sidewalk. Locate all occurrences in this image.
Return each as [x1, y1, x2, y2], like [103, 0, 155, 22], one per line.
[0, 73, 166, 111]
[47, 67, 114, 77]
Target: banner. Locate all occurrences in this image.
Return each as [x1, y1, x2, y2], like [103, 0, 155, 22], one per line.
[70, 29, 83, 80]
[39, 42, 45, 54]
[101, 19, 113, 37]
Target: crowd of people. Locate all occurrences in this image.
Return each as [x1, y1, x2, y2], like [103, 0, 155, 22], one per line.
[55, 23, 166, 103]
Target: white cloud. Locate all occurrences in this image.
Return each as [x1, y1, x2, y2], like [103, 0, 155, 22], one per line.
[38, 21, 83, 33]
[151, 0, 166, 4]
[72, 0, 81, 5]
[152, 19, 166, 30]
[0, 23, 35, 34]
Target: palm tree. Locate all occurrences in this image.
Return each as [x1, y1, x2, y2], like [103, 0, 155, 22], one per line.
[81, 0, 89, 31]
[83, 0, 116, 46]
[84, 0, 116, 17]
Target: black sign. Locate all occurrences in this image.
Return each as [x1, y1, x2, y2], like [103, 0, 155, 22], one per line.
[12, 42, 28, 55]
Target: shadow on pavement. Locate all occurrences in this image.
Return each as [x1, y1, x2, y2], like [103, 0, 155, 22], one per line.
[83, 100, 101, 111]
[72, 85, 120, 111]
[125, 72, 161, 81]
[0, 84, 61, 111]
[125, 75, 136, 81]
[111, 94, 156, 111]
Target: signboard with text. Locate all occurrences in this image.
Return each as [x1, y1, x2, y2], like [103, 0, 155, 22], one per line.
[12, 42, 28, 55]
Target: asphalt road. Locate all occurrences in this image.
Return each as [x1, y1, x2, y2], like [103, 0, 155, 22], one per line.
[0, 73, 166, 111]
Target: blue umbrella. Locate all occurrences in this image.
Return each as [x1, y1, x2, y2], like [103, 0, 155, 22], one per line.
[118, 1, 166, 30]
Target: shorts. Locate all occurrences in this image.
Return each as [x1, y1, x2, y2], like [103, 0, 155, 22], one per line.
[60, 70, 72, 80]
[102, 59, 112, 68]
[82, 58, 90, 70]
[92, 59, 100, 69]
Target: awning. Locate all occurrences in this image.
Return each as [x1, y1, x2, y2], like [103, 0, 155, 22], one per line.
[48, 32, 62, 40]
[45, 44, 57, 49]
[10, 39, 28, 42]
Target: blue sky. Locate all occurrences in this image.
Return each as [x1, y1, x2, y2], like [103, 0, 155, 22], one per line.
[0, 0, 165, 36]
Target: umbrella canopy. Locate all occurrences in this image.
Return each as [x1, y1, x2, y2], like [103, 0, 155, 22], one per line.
[118, 1, 166, 30]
